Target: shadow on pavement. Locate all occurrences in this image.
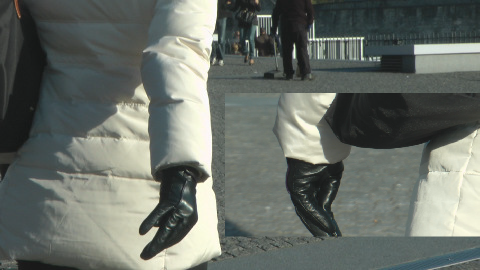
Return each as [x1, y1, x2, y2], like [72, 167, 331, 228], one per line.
[226, 219, 254, 237]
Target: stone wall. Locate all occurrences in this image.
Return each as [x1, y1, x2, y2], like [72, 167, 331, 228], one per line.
[313, 0, 480, 37]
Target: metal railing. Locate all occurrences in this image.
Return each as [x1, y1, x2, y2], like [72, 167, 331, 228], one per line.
[257, 15, 316, 39]
[365, 32, 480, 46]
[306, 37, 365, 61]
[257, 15, 368, 61]
[239, 14, 480, 61]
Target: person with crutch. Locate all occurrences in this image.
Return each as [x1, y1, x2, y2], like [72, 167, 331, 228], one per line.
[271, 0, 315, 80]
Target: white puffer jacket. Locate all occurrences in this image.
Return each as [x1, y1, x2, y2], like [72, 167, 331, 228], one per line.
[406, 122, 480, 236]
[0, 0, 221, 269]
[273, 93, 351, 164]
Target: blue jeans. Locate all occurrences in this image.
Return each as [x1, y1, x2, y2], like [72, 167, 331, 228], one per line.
[240, 24, 256, 58]
[212, 17, 227, 60]
[210, 18, 227, 61]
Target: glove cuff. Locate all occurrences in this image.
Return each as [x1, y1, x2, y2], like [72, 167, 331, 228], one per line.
[286, 158, 344, 177]
[155, 166, 200, 184]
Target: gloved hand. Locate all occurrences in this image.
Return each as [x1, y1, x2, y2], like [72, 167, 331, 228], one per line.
[139, 166, 199, 260]
[286, 158, 343, 237]
[270, 26, 277, 37]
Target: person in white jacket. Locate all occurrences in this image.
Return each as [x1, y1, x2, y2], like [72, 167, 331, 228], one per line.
[0, 0, 220, 269]
[274, 93, 480, 237]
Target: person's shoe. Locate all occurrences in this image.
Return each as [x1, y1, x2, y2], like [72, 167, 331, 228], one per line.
[244, 55, 249, 63]
[301, 73, 314, 81]
[211, 57, 217, 66]
[249, 59, 254, 65]
[218, 60, 224, 66]
[285, 74, 294, 80]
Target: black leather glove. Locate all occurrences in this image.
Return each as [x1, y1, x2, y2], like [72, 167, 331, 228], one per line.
[286, 158, 343, 237]
[139, 166, 199, 260]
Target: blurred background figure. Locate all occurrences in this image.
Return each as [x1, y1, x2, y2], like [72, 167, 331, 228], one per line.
[255, 27, 275, 57]
[271, 0, 315, 80]
[232, 0, 261, 65]
[211, 0, 233, 67]
[230, 30, 242, 55]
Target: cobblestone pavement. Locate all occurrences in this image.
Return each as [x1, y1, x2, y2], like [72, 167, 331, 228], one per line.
[212, 236, 325, 261]
[211, 237, 480, 270]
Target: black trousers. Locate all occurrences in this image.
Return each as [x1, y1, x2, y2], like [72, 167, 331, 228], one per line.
[17, 260, 209, 270]
[280, 23, 311, 76]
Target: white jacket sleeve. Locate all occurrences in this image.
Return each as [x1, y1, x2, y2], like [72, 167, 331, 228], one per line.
[141, 0, 216, 181]
[273, 93, 351, 164]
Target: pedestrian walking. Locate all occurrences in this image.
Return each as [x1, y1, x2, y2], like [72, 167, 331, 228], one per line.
[232, 0, 261, 65]
[0, 0, 221, 269]
[211, 0, 233, 67]
[271, 0, 315, 80]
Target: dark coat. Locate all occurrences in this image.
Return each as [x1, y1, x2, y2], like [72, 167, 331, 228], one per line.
[218, 0, 233, 19]
[272, 0, 314, 30]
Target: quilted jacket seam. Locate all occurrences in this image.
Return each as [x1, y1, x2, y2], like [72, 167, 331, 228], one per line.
[11, 164, 154, 181]
[451, 129, 478, 236]
[30, 132, 150, 142]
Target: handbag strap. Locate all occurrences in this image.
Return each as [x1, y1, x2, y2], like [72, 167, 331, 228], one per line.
[14, 0, 21, 19]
